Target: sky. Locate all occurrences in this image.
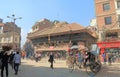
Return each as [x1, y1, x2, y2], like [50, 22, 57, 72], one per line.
[0, 0, 95, 47]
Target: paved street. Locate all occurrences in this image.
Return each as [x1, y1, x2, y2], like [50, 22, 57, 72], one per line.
[6, 58, 120, 77]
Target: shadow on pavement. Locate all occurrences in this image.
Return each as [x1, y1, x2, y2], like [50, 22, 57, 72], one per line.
[96, 64, 120, 77]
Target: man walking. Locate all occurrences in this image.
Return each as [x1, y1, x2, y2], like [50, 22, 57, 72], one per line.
[0, 46, 11, 77]
[48, 52, 55, 69]
[13, 51, 21, 75]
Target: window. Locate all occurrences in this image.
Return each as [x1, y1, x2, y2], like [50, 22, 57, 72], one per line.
[104, 16, 112, 25]
[103, 3, 110, 11]
[4, 38, 7, 41]
[118, 15, 120, 22]
[15, 37, 17, 42]
[8, 37, 11, 42]
[117, 1, 120, 9]
[106, 32, 118, 38]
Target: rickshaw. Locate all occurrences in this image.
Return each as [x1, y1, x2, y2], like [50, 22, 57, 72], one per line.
[66, 45, 81, 72]
[85, 44, 102, 76]
[66, 44, 102, 75]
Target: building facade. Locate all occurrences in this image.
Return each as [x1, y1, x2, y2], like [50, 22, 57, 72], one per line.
[95, 0, 120, 42]
[0, 21, 21, 49]
[32, 18, 53, 32]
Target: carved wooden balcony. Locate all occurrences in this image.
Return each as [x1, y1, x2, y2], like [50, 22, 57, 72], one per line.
[105, 37, 120, 42]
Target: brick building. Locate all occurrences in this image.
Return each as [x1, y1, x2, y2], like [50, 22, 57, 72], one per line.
[95, 0, 120, 41]
[95, 0, 120, 62]
[0, 20, 21, 49]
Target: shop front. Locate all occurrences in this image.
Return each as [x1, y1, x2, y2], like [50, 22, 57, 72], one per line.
[97, 41, 120, 62]
[97, 41, 120, 53]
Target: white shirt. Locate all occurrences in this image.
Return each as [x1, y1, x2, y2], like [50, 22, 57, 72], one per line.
[14, 54, 21, 63]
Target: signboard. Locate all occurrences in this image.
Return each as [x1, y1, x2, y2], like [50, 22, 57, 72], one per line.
[97, 41, 120, 48]
[49, 46, 54, 50]
[91, 44, 100, 56]
[91, 44, 98, 52]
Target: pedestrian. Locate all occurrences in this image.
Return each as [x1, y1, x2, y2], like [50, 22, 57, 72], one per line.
[102, 52, 107, 64]
[35, 52, 39, 62]
[108, 53, 113, 65]
[9, 50, 16, 69]
[13, 51, 21, 75]
[83, 50, 91, 67]
[0, 45, 11, 77]
[21, 51, 26, 59]
[48, 52, 55, 69]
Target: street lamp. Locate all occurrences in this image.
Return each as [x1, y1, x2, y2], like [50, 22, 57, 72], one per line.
[7, 14, 22, 24]
[7, 14, 22, 49]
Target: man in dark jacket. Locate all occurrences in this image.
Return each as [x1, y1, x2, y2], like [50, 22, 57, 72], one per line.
[0, 46, 11, 77]
[48, 52, 54, 69]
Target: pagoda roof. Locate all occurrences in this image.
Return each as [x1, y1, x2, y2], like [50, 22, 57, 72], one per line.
[27, 22, 98, 39]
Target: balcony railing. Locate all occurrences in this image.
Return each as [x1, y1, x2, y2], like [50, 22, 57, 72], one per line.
[34, 42, 86, 52]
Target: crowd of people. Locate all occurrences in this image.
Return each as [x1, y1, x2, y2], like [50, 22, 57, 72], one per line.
[100, 52, 120, 65]
[0, 45, 21, 77]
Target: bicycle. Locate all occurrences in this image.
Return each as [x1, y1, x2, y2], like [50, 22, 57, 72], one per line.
[85, 55, 102, 76]
[67, 56, 82, 72]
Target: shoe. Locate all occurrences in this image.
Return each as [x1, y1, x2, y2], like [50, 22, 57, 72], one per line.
[51, 67, 54, 69]
[15, 73, 17, 75]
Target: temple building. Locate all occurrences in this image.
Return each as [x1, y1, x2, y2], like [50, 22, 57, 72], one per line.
[27, 18, 98, 57]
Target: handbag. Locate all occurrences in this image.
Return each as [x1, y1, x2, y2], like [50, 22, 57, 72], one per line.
[48, 59, 51, 62]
